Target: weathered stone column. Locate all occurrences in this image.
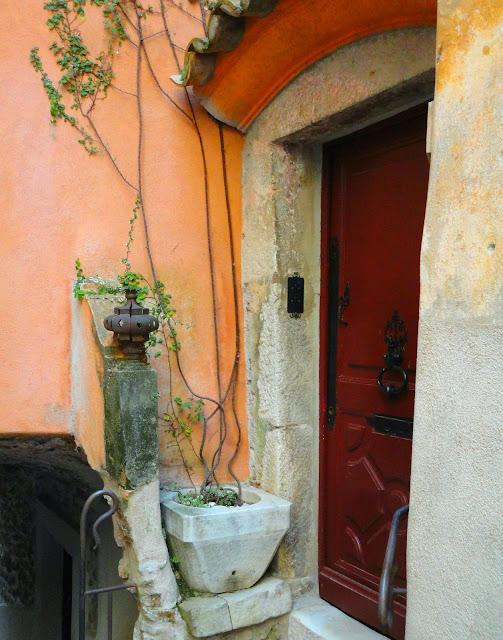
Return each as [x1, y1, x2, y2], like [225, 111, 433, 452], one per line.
[72, 296, 185, 640]
[102, 359, 182, 640]
[407, 3, 503, 639]
[104, 361, 159, 489]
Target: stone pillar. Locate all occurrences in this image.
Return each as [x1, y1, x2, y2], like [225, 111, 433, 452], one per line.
[407, 3, 503, 639]
[104, 361, 159, 489]
[74, 297, 184, 640]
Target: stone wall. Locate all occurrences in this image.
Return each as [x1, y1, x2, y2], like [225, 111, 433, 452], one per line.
[0, 470, 35, 606]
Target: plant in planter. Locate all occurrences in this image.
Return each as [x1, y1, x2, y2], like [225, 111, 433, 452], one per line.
[160, 485, 291, 594]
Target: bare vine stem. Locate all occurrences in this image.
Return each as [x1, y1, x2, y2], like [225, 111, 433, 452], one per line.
[142, 43, 194, 124]
[85, 112, 138, 191]
[198, 0, 208, 35]
[124, 1, 242, 495]
[158, 0, 237, 492]
[59, 8, 139, 192]
[166, 1, 241, 492]
[218, 121, 241, 490]
[165, 0, 204, 23]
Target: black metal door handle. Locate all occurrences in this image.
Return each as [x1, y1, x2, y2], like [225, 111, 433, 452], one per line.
[377, 311, 408, 397]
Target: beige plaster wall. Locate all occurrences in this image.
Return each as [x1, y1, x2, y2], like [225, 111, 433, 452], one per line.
[406, 3, 503, 639]
[243, 27, 436, 588]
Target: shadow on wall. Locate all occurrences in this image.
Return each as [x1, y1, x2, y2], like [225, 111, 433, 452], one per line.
[0, 438, 137, 640]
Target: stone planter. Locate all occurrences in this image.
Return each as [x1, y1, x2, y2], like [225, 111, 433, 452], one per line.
[160, 485, 291, 594]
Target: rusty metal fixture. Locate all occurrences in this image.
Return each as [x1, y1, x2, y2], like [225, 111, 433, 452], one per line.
[104, 290, 159, 360]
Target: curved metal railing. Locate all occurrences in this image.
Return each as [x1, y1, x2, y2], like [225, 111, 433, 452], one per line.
[378, 504, 409, 634]
[79, 490, 136, 640]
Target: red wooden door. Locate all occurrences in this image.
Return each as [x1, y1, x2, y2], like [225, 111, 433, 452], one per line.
[319, 109, 429, 639]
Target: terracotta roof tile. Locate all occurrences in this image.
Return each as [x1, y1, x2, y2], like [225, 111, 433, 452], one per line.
[170, 0, 278, 86]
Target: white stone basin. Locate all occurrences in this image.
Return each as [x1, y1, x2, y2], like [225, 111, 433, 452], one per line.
[160, 485, 291, 594]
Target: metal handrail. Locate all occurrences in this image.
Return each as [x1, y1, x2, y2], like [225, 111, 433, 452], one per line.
[79, 490, 136, 640]
[378, 504, 409, 634]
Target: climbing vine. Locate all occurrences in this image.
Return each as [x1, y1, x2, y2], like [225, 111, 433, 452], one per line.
[31, 0, 242, 503]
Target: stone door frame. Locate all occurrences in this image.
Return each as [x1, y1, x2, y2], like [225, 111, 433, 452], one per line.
[242, 26, 436, 596]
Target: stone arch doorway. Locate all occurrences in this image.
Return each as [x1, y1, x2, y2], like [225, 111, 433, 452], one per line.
[194, 0, 437, 130]
[241, 26, 436, 637]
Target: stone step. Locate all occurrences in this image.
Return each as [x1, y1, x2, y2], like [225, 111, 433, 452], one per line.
[289, 596, 385, 640]
[179, 576, 292, 638]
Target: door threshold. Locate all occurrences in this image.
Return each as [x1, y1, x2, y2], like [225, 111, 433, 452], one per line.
[289, 595, 387, 640]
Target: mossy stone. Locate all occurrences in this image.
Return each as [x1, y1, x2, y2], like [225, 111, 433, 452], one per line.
[104, 360, 158, 488]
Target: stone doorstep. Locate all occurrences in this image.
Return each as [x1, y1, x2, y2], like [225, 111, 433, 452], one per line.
[289, 596, 386, 640]
[179, 577, 292, 638]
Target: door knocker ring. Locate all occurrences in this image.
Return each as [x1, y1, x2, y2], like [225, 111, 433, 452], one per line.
[377, 311, 408, 398]
[377, 365, 408, 396]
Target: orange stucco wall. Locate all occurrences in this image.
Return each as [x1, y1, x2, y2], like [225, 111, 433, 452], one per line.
[0, 2, 248, 482]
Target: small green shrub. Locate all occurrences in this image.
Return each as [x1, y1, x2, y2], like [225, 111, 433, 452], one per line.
[177, 485, 241, 508]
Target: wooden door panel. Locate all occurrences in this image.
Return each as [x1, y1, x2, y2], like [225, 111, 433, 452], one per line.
[340, 139, 426, 382]
[320, 108, 429, 639]
[326, 411, 410, 581]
